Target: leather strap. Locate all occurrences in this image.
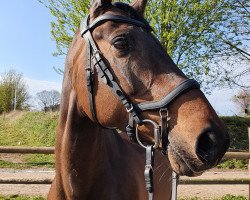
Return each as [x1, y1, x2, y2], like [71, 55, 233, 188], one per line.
[81, 14, 152, 37]
[85, 37, 99, 123]
[126, 113, 138, 143]
[160, 108, 168, 155]
[145, 146, 154, 200]
[136, 79, 200, 112]
[82, 17, 142, 125]
[80, 10, 201, 200]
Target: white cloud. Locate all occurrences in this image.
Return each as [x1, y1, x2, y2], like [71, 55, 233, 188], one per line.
[24, 77, 62, 96]
[24, 78, 62, 110]
[206, 88, 239, 116]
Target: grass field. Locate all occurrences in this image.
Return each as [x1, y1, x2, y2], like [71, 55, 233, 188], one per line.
[0, 195, 247, 200]
[0, 196, 44, 200]
[0, 154, 54, 169]
[0, 111, 249, 169]
[179, 195, 248, 200]
[0, 111, 57, 147]
[0, 112, 249, 199]
[0, 111, 56, 169]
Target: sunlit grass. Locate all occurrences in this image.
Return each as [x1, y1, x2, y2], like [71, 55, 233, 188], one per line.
[0, 195, 45, 200]
[178, 195, 248, 200]
[0, 154, 54, 169]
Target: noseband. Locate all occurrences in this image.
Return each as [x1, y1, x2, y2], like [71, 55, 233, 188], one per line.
[81, 7, 200, 200]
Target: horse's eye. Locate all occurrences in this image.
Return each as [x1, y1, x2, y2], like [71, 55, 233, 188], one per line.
[113, 37, 130, 50]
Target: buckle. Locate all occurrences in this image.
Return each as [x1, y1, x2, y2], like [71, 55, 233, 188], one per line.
[92, 50, 102, 63]
[126, 104, 134, 113]
[159, 108, 168, 118]
[93, 50, 101, 56]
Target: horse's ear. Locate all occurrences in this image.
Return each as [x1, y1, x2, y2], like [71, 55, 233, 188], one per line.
[131, 0, 148, 17]
[90, 0, 112, 18]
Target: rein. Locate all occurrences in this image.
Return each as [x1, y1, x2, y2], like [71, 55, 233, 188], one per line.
[81, 10, 200, 200]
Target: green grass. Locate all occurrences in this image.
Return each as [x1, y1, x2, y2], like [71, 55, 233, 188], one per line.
[221, 116, 250, 151]
[0, 111, 58, 147]
[217, 159, 248, 170]
[1, 112, 249, 149]
[0, 154, 54, 169]
[25, 154, 54, 168]
[217, 195, 248, 200]
[0, 111, 57, 169]
[0, 112, 249, 170]
[0, 195, 45, 200]
[178, 195, 248, 200]
[0, 155, 54, 169]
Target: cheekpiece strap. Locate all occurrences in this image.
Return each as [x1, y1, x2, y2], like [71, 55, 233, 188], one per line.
[125, 113, 137, 142]
[145, 145, 154, 200]
[81, 15, 142, 126]
[160, 108, 168, 155]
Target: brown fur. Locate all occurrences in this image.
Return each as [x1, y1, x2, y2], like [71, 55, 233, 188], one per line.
[48, 1, 229, 199]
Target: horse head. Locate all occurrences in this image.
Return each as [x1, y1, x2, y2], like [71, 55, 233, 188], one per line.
[68, 0, 229, 177]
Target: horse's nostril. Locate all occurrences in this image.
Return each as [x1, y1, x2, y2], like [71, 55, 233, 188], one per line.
[196, 129, 221, 165]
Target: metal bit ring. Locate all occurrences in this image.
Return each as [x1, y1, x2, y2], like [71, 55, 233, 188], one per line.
[136, 119, 160, 149]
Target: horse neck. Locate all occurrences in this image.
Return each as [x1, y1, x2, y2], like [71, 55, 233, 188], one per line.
[57, 85, 142, 162]
[53, 44, 172, 199]
[55, 83, 151, 199]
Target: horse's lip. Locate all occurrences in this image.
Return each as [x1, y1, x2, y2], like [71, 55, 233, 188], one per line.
[168, 144, 204, 176]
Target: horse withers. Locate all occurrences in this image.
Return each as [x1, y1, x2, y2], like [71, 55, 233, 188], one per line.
[48, 0, 230, 199]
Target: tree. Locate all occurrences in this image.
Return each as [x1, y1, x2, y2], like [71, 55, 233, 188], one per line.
[36, 90, 61, 112]
[0, 70, 29, 113]
[0, 84, 8, 113]
[38, 0, 250, 91]
[232, 89, 250, 115]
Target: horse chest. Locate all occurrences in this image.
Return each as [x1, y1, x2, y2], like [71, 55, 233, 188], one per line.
[63, 149, 147, 199]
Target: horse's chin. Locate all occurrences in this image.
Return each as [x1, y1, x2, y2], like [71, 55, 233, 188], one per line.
[167, 145, 204, 177]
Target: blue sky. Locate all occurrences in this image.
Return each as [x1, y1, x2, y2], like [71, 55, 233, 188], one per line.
[0, 0, 63, 83]
[0, 0, 245, 115]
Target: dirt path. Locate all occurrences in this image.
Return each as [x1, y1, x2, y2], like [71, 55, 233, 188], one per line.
[179, 171, 249, 198]
[0, 169, 249, 199]
[0, 169, 52, 196]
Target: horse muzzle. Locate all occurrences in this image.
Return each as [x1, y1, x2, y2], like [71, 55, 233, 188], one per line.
[168, 125, 230, 176]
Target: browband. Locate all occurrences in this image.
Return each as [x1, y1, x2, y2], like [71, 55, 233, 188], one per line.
[81, 14, 152, 36]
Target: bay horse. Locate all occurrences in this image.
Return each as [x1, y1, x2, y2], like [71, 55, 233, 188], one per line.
[48, 0, 229, 199]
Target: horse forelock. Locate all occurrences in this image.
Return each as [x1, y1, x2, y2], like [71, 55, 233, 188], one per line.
[90, 2, 149, 26]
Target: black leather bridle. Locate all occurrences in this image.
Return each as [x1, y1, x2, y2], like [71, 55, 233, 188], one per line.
[81, 4, 200, 200]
